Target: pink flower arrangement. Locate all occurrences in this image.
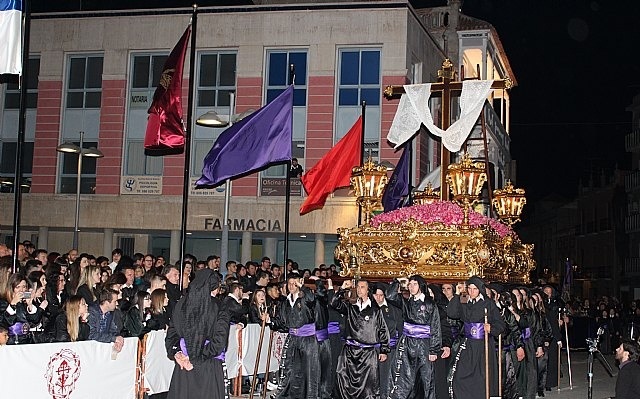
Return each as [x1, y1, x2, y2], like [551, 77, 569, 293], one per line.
[370, 202, 514, 237]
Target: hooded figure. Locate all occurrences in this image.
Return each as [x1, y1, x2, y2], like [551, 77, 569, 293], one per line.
[385, 276, 442, 399]
[165, 268, 230, 399]
[447, 275, 506, 399]
[428, 283, 454, 399]
[542, 284, 564, 390]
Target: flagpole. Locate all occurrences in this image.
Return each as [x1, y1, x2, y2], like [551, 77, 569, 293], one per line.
[178, 4, 198, 286]
[358, 101, 366, 226]
[407, 139, 413, 206]
[11, 0, 31, 273]
[220, 92, 235, 271]
[284, 64, 295, 276]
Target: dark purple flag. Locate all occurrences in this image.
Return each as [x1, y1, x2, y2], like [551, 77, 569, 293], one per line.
[382, 143, 410, 212]
[195, 86, 293, 188]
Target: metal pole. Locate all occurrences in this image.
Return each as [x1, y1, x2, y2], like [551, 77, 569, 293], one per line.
[358, 101, 366, 226]
[73, 131, 84, 250]
[178, 5, 198, 286]
[220, 92, 235, 268]
[11, 0, 31, 272]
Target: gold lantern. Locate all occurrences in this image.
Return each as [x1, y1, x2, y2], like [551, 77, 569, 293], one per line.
[413, 182, 440, 205]
[492, 180, 527, 225]
[445, 153, 487, 226]
[350, 157, 389, 225]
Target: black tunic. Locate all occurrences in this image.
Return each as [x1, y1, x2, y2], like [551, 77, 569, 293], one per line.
[378, 300, 403, 399]
[500, 307, 523, 399]
[331, 289, 389, 399]
[165, 296, 230, 399]
[315, 282, 333, 399]
[446, 294, 506, 399]
[386, 282, 442, 399]
[544, 296, 563, 389]
[271, 287, 320, 399]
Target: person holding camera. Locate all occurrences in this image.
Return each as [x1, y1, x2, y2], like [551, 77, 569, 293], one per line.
[0, 273, 47, 344]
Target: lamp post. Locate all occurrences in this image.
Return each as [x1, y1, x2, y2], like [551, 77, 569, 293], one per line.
[195, 93, 255, 267]
[56, 131, 103, 250]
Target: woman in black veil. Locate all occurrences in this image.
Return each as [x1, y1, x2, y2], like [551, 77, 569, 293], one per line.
[165, 268, 230, 399]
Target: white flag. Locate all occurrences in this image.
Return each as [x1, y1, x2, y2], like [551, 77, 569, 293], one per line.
[0, 0, 23, 75]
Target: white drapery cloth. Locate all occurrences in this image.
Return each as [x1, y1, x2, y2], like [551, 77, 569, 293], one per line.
[387, 80, 494, 152]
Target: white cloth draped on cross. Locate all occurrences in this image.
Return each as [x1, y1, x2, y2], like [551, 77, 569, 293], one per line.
[387, 80, 494, 152]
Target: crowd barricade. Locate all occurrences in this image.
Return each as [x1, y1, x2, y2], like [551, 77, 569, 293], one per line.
[138, 324, 281, 396]
[0, 324, 281, 398]
[0, 337, 139, 399]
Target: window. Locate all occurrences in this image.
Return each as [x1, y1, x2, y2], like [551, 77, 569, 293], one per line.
[336, 49, 381, 161]
[59, 54, 104, 194]
[66, 56, 103, 109]
[192, 52, 237, 176]
[0, 57, 40, 192]
[125, 54, 167, 176]
[59, 141, 99, 194]
[262, 50, 307, 180]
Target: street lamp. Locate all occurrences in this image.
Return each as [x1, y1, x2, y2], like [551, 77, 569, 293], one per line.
[56, 131, 103, 250]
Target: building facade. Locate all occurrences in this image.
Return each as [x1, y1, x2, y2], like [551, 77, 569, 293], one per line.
[0, 1, 516, 266]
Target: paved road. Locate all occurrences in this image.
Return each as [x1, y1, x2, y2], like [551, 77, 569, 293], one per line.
[539, 350, 617, 399]
[231, 350, 619, 399]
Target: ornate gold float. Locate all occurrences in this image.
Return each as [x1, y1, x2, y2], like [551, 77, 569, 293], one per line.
[334, 154, 535, 285]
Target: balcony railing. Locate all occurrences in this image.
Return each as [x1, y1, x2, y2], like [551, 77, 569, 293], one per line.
[625, 258, 640, 275]
[626, 128, 640, 152]
[626, 170, 640, 192]
[626, 214, 640, 233]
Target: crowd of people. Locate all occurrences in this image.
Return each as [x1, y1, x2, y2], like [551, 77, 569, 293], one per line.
[3, 240, 640, 398]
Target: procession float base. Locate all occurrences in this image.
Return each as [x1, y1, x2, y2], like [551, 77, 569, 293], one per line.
[334, 202, 535, 285]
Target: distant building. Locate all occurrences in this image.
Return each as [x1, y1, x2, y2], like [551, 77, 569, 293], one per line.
[624, 93, 640, 299]
[0, 0, 516, 265]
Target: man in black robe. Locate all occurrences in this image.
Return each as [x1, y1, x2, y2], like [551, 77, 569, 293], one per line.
[165, 269, 230, 399]
[447, 276, 506, 399]
[314, 279, 333, 399]
[386, 275, 442, 399]
[271, 275, 320, 399]
[372, 282, 403, 399]
[331, 279, 390, 399]
[542, 285, 563, 391]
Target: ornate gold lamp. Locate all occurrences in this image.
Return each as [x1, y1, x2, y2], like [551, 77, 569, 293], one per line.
[350, 157, 389, 225]
[492, 180, 527, 225]
[445, 153, 487, 226]
[413, 182, 440, 205]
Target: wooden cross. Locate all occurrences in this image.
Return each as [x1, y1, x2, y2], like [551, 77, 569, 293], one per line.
[383, 59, 512, 200]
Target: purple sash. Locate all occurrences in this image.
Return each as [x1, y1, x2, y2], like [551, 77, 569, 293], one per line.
[345, 339, 378, 348]
[521, 327, 531, 341]
[464, 322, 485, 339]
[180, 337, 225, 360]
[8, 322, 29, 336]
[389, 332, 399, 347]
[289, 323, 316, 337]
[328, 321, 341, 335]
[215, 350, 226, 361]
[315, 328, 329, 342]
[403, 322, 432, 339]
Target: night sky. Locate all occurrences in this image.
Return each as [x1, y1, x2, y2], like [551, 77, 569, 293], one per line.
[32, 0, 640, 203]
[454, 0, 640, 202]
